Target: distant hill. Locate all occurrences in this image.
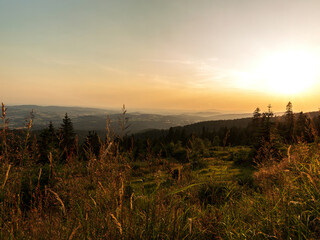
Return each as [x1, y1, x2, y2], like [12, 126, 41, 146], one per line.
[4, 105, 253, 134]
[133, 118, 253, 140]
[133, 110, 320, 140]
[7, 105, 319, 139]
[173, 118, 252, 134]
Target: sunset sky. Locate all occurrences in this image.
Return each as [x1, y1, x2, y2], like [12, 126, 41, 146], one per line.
[1, 0, 320, 113]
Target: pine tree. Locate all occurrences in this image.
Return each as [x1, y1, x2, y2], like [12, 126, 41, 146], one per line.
[251, 107, 262, 147]
[261, 104, 274, 142]
[253, 107, 261, 124]
[60, 113, 75, 158]
[284, 102, 295, 143]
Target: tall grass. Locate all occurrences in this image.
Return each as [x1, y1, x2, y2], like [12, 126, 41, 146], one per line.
[0, 104, 319, 239]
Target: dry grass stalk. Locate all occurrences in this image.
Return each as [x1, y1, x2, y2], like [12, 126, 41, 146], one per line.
[48, 152, 56, 177]
[302, 172, 320, 194]
[287, 145, 291, 163]
[130, 193, 134, 210]
[68, 222, 81, 240]
[1, 164, 11, 189]
[48, 189, 66, 215]
[1, 102, 7, 157]
[25, 110, 33, 138]
[98, 181, 107, 195]
[119, 173, 124, 211]
[22, 110, 34, 163]
[1, 102, 5, 118]
[101, 142, 113, 159]
[110, 213, 123, 235]
[90, 195, 97, 207]
[38, 168, 42, 183]
[106, 115, 111, 144]
[188, 218, 193, 234]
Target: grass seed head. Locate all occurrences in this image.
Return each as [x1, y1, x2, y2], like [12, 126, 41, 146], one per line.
[1, 102, 5, 118]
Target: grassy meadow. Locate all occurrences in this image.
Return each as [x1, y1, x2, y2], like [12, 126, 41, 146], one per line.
[0, 104, 320, 239]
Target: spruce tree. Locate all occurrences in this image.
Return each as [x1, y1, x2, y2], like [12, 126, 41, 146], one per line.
[60, 113, 75, 157]
[253, 107, 261, 124]
[251, 107, 262, 147]
[285, 102, 295, 143]
[261, 104, 274, 142]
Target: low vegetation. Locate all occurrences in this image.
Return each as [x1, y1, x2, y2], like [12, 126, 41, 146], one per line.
[0, 102, 320, 239]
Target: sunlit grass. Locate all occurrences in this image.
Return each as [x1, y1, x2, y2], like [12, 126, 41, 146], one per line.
[0, 104, 320, 239]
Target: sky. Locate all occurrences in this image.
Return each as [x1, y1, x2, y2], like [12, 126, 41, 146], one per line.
[1, 0, 320, 113]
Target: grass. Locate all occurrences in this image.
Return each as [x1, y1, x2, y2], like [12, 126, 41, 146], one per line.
[0, 104, 320, 239]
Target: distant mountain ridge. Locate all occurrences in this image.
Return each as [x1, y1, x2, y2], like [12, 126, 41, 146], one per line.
[3, 105, 251, 134]
[133, 110, 320, 141]
[6, 105, 317, 135]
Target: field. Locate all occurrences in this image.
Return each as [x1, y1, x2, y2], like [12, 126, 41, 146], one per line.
[1, 136, 319, 239]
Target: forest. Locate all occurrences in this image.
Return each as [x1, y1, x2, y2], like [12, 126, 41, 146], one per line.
[0, 102, 320, 239]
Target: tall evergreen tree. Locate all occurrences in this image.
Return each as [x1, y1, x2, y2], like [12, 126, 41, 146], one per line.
[261, 104, 274, 142]
[253, 107, 261, 124]
[60, 113, 75, 157]
[284, 102, 295, 143]
[251, 107, 263, 147]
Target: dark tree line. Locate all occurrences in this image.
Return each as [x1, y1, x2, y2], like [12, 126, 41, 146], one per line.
[34, 102, 320, 165]
[123, 102, 320, 163]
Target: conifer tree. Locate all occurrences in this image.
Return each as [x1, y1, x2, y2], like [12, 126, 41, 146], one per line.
[253, 107, 261, 124]
[60, 113, 75, 157]
[251, 107, 262, 147]
[261, 104, 274, 142]
[285, 102, 295, 143]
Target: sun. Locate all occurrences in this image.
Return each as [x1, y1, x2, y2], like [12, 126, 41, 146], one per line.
[256, 50, 320, 95]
